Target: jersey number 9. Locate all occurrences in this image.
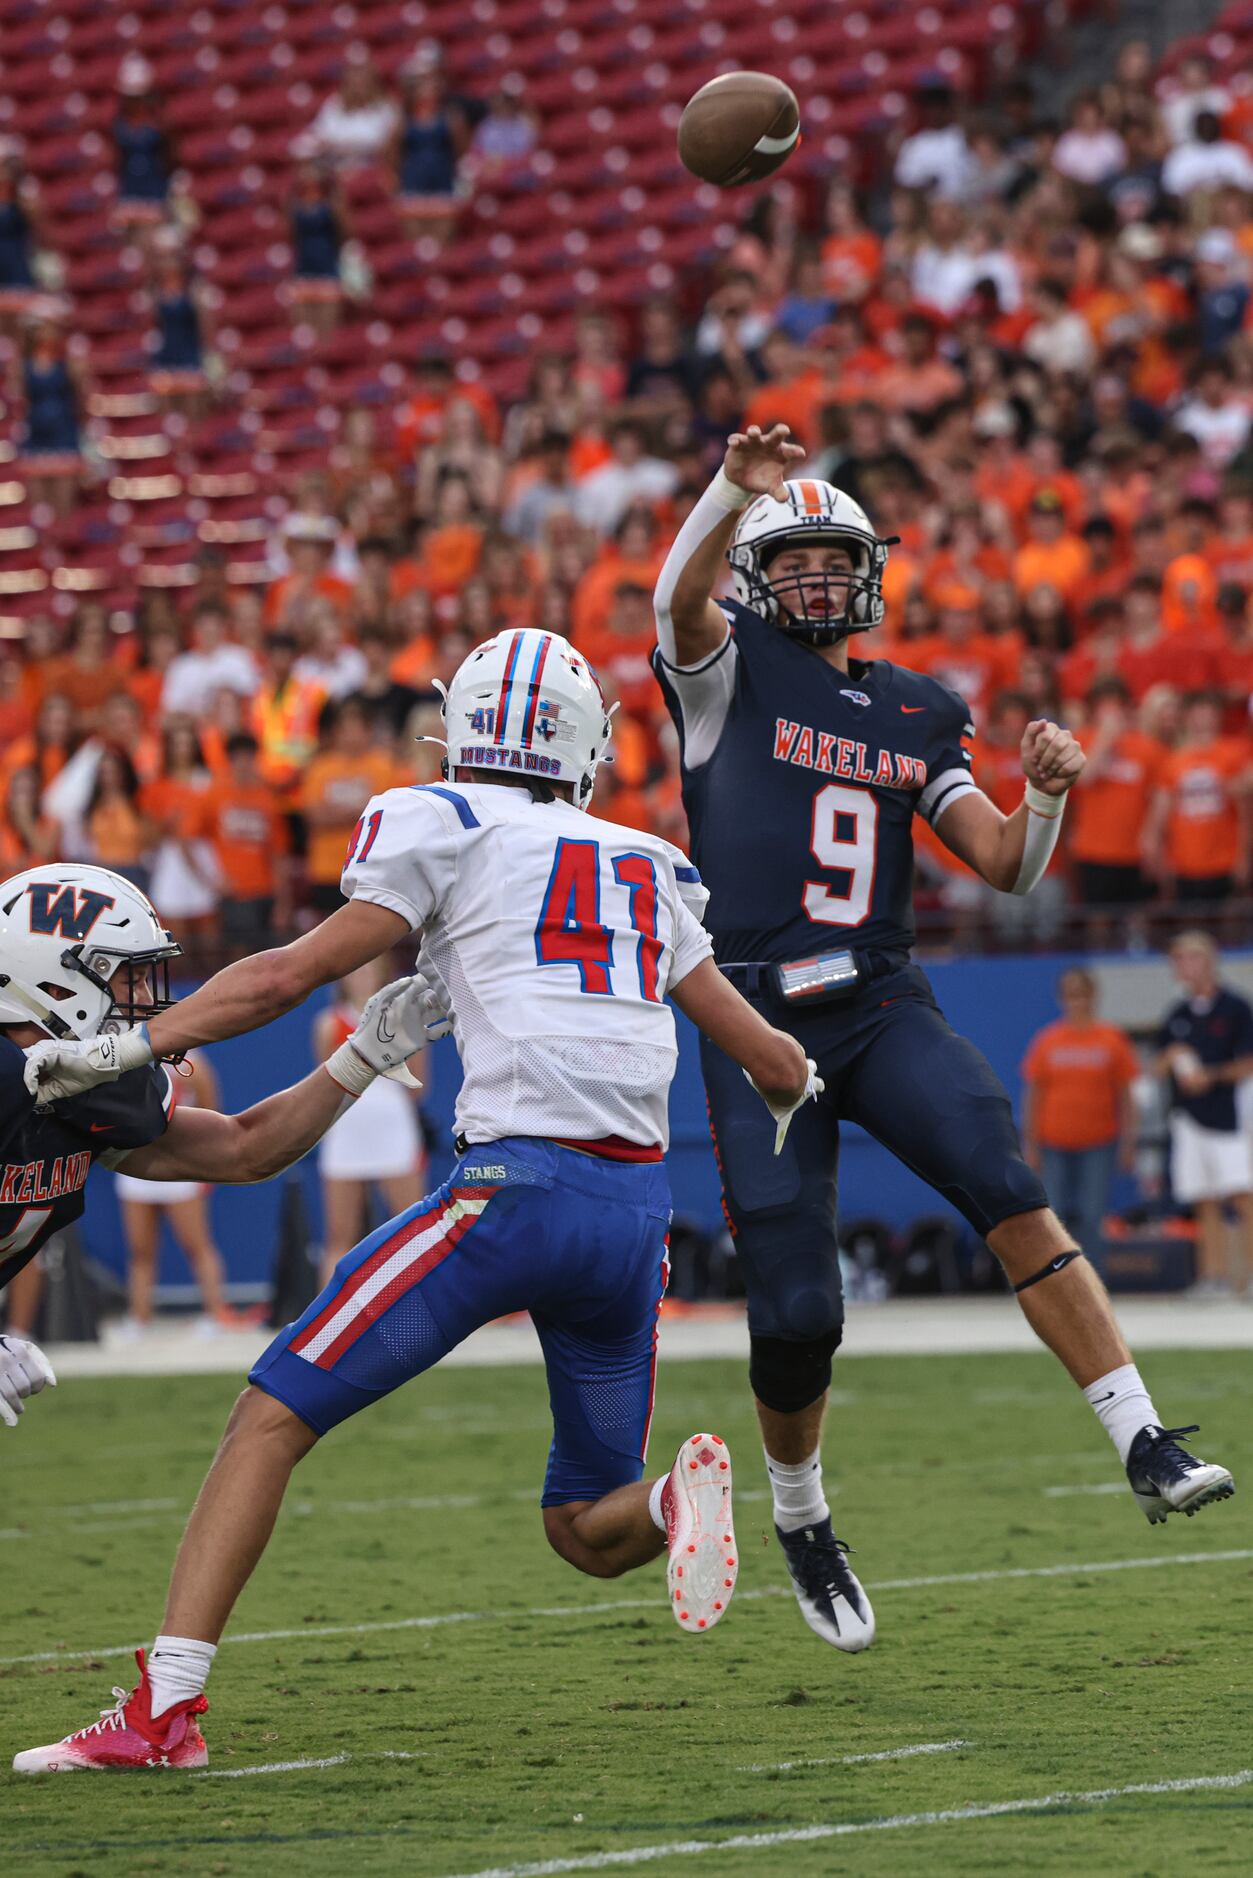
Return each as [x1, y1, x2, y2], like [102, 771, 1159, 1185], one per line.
[804, 783, 878, 927]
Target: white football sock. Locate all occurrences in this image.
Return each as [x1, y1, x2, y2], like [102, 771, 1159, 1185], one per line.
[647, 1475, 667, 1533]
[1083, 1364, 1160, 1466]
[765, 1447, 829, 1533]
[148, 1635, 217, 1718]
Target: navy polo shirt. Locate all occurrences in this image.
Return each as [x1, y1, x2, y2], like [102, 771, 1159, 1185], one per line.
[1159, 987, 1253, 1133]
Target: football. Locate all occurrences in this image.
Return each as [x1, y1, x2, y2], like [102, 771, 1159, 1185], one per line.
[677, 71, 801, 188]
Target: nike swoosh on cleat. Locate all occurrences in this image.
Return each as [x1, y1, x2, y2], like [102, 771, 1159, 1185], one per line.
[900, 705, 926, 713]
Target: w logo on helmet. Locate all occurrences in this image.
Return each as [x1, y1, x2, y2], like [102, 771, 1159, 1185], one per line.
[26, 883, 115, 941]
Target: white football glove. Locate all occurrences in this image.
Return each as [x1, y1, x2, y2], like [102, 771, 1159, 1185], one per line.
[744, 1056, 825, 1155]
[411, 964, 453, 1042]
[0, 1334, 57, 1429]
[325, 975, 428, 1097]
[23, 1028, 153, 1110]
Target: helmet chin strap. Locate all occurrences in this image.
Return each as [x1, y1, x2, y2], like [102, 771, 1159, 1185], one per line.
[777, 612, 872, 647]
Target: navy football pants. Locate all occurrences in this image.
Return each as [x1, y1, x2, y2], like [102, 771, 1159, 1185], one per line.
[701, 965, 1047, 1342]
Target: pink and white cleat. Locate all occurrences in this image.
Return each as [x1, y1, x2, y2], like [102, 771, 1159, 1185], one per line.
[662, 1432, 737, 1635]
[13, 1649, 209, 1773]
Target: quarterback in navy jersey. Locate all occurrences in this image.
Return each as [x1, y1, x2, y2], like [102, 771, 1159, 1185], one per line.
[652, 423, 1233, 1652]
[0, 861, 434, 1431]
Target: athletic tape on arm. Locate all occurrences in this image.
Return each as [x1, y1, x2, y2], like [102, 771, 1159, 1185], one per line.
[1011, 784, 1066, 897]
[653, 472, 746, 766]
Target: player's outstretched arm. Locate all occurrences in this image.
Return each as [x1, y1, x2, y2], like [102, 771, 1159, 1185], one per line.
[670, 958, 819, 1153]
[935, 719, 1084, 894]
[654, 422, 804, 667]
[23, 899, 410, 1106]
[115, 976, 428, 1186]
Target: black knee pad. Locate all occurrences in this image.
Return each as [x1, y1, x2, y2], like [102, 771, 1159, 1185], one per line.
[749, 1328, 843, 1415]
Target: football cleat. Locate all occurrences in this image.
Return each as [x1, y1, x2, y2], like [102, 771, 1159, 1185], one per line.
[662, 1432, 737, 1634]
[1126, 1423, 1235, 1524]
[776, 1517, 876, 1652]
[12, 1649, 208, 1772]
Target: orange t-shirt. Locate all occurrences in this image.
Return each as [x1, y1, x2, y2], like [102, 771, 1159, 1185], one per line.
[1160, 739, 1251, 878]
[1161, 552, 1218, 636]
[570, 553, 663, 647]
[205, 779, 289, 898]
[300, 751, 399, 884]
[263, 570, 354, 628]
[1012, 535, 1091, 603]
[1021, 1019, 1139, 1151]
[87, 799, 149, 869]
[140, 776, 212, 843]
[821, 231, 881, 299]
[417, 523, 483, 595]
[1070, 731, 1163, 866]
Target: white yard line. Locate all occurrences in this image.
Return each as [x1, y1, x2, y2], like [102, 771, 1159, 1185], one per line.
[194, 1749, 425, 1778]
[2, 1547, 1249, 1670]
[435, 1772, 1253, 1877]
[739, 1740, 971, 1774]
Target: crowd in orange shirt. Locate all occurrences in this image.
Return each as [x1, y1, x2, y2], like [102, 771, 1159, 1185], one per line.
[1, 46, 1252, 946]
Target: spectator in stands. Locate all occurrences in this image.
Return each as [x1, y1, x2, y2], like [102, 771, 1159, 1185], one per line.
[1144, 690, 1252, 908]
[467, 76, 537, 179]
[395, 346, 498, 459]
[1161, 53, 1231, 146]
[294, 598, 367, 700]
[1157, 931, 1253, 1297]
[310, 54, 400, 168]
[1174, 358, 1251, 469]
[504, 431, 576, 546]
[112, 55, 174, 218]
[894, 79, 973, 199]
[0, 690, 76, 796]
[161, 600, 258, 718]
[266, 514, 351, 631]
[1162, 110, 1253, 198]
[1023, 277, 1097, 376]
[142, 720, 218, 945]
[1194, 229, 1249, 355]
[288, 159, 349, 338]
[415, 397, 504, 519]
[352, 630, 421, 741]
[0, 148, 45, 325]
[83, 746, 151, 890]
[0, 766, 59, 871]
[1012, 488, 1090, 611]
[39, 604, 129, 732]
[393, 47, 468, 238]
[574, 420, 677, 536]
[300, 696, 398, 918]
[1052, 92, 1127, 186]
[13, 317, 84, 512]
[148, 239, 210, 409]
[1021, 968, 1140, 1274]
[249, 633, 327, 793]
[1070, 677, 1162, 914]
[205, 732, 290, 952]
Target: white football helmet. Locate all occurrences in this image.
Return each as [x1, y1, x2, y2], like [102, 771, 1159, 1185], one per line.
[0, 864, 180, 1042]
[727, 480, 894, 644]
[437, 628, 613, 808]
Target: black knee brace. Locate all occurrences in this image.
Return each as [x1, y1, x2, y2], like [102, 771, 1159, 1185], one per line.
[749, 1328, 843, 1415]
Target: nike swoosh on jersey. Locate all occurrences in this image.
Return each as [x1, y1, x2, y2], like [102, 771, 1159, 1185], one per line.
[900, 705, 926, 714]
[88, 1123, 115, 1134]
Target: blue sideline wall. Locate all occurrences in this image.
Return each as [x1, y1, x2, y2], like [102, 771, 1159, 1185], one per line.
[78, 951, 1186, 1294]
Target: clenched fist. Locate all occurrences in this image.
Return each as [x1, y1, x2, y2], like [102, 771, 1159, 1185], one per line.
[1021, 719, 1085, 797]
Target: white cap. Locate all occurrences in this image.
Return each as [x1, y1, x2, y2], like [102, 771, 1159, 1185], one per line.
[1196, 227, 1237, 265]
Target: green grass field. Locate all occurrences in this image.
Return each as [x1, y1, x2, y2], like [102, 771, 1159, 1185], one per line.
[3, 1348, 1251, 1876]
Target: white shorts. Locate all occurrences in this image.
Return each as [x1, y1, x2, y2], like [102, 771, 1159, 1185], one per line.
[114, 1170, 205, 1207]
[1170, 1113, 1253, 1205]
[318, 1073, 422, 1183]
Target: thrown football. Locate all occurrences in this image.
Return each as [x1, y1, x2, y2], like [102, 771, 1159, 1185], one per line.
[678, 71, 800, 188]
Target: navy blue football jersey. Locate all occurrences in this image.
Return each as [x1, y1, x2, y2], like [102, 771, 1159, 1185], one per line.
[0, 1037, 174, 1291]
[653, 599, 978, 964]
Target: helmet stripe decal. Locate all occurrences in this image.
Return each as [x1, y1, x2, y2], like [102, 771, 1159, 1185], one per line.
[519, 632, 553, 745]
[797, 480, 824, 515]
[493, 631, 525, 743]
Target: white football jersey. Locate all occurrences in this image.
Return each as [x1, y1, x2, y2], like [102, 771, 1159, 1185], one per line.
[342, 782, 713, 1149]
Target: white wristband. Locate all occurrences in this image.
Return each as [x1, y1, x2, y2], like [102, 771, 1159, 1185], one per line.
[1024, 781, 1066, 819]
[710, 468, 754, 511]
[324, 1043, 376, 1099]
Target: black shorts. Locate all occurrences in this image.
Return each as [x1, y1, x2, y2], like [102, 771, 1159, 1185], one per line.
[1075, 861, 1149, 906]
[1177, 875, 1233, 904]
[701, 965, 1046, 1342]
